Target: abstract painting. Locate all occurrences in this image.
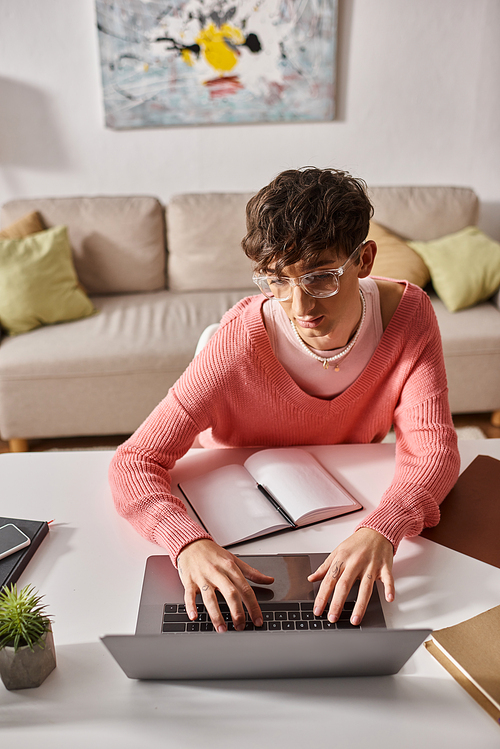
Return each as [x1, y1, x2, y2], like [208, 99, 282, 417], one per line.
[96, 0, 337, 128]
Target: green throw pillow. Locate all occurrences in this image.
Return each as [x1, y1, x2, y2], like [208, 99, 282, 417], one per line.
[409, 227, 500, 312]
[0, 225, 96, 335]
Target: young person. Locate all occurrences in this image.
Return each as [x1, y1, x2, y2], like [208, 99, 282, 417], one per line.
[109, 167, 460, 633]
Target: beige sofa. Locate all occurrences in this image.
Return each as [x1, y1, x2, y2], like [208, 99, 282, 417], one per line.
[1, 187, 499, 451]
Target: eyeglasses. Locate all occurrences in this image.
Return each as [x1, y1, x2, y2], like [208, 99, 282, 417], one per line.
[252, 242, 365, 301]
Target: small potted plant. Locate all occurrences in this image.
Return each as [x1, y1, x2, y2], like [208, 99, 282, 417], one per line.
[0, 583, 56, 690]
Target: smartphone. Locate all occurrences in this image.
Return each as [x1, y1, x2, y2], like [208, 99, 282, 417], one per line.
[0, 524, 31, 560]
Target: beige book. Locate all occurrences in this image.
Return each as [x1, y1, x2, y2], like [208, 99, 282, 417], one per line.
[425, 605, 500, 725]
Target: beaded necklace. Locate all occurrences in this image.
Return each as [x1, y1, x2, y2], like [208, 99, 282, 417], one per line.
[289, 289, 366, 371]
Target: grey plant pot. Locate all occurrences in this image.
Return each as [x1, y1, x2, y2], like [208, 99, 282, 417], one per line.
[0, 628, 56, 690]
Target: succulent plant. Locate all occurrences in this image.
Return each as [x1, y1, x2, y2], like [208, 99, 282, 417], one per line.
[0, 584, 52, 651]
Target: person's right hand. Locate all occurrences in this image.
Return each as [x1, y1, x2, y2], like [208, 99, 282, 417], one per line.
[176, 539, 274, 633]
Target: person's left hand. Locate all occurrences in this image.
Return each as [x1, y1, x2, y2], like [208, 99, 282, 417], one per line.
[307, 528, 394, 625]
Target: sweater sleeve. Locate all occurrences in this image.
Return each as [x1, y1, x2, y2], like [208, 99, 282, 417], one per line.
[355, 293, 460, 551]
[108, 298, 258, 564]
[109, 376, 215, 564]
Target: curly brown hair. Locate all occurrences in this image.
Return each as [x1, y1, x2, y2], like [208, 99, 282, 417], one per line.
[242, 167, 373, 274]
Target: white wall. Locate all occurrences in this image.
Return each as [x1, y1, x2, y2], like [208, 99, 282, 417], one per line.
[1, 0, 499, 237]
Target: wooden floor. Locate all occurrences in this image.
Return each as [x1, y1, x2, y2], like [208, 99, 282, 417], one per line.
[0, 433, 128, 454]
[452, 412, 500, 439]
[1, 412, 500, 454]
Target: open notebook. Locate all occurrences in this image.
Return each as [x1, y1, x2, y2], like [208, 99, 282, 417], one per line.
[178, 447, 362, 546]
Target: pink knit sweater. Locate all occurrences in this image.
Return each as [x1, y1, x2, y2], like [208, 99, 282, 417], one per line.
[109, 282, 460, 561]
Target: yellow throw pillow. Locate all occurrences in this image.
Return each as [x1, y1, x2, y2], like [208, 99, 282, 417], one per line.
[409, 227, 500, 312]
[0, 210, 46, 239]
[0, 225, 97, 335]
[368, 221, 431, 288]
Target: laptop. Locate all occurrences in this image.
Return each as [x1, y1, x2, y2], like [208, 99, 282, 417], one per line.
[101, 553, 430, 680]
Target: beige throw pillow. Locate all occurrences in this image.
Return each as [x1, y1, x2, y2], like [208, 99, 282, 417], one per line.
[0, 210, 46, 239]
[368, 221, 431, 288]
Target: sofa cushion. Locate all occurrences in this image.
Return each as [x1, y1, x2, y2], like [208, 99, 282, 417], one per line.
[409, 227, 500, 312]
[0, 288, 256, 439]
[430, 292, 500, 413]
[0, 196, 166, 295]
[166, 188, 479, 293]
[167, 193, 255, 291]
[0, 210, 45, 239]
[0, 226, 96, 335]
[368, 221, 430, 287]
[369, 186, 479, 240]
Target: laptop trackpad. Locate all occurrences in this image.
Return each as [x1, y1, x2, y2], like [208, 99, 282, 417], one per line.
[238, 554, 314, 601]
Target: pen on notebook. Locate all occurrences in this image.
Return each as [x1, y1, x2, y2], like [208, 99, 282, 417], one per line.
[256, 484, 296, 528]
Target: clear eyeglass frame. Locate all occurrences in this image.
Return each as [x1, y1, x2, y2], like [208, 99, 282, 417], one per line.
[252, 242, 365, 301]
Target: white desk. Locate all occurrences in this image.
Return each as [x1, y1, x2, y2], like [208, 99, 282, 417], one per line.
[0, 441, 499, 748]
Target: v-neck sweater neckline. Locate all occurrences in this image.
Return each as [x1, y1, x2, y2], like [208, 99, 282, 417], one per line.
[239, 280, 415, 415]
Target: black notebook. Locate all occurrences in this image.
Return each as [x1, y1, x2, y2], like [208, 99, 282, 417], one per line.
[0, 516, 49, 591]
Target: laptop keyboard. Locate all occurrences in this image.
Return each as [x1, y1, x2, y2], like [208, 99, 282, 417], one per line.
[162, 600, 361, 632]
